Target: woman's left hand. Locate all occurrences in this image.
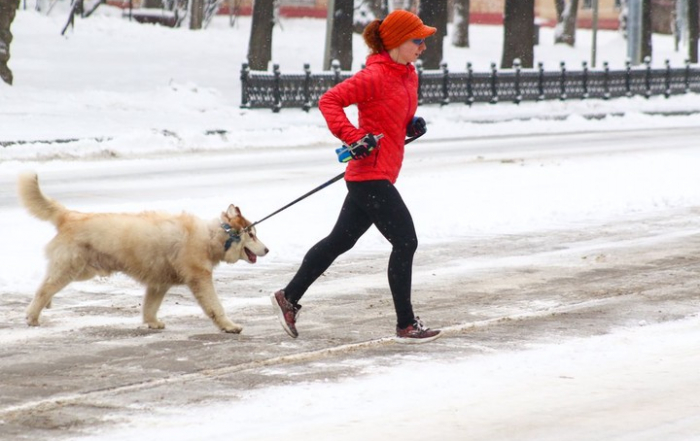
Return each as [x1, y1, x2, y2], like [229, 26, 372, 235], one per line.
[407, 116, 427, 138]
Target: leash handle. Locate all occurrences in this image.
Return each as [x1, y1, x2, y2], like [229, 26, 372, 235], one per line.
[336, 133, 385, 163]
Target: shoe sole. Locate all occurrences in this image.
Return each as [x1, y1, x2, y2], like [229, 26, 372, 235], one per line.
[270, 292, 298, 339]
[394, 331, 442, 344]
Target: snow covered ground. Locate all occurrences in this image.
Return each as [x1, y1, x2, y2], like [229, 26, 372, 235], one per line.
[1, 5, 699, 441]
[75, 317, 700, 441]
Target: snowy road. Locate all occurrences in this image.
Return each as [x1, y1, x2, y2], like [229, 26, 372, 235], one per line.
[1, 127, 699, 440]
[3, 124, 700, 207]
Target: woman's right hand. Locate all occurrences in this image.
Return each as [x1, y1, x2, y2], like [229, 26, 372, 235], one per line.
[347, 134, 379, 160]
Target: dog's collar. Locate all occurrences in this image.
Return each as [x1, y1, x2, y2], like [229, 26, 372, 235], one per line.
[221, 223, 241, 251]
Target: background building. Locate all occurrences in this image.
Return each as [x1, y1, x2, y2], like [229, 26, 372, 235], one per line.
[115, 0, 683, 34]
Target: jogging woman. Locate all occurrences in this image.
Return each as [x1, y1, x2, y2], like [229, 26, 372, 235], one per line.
[272, 10, 441, 343]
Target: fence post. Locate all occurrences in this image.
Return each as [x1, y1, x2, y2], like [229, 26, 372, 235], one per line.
[685, 59, 691, 93]
[582, 61, 589, 99]
[466, 62, 474, 106]
[332, 59, 341, 85]
[603, 61, 611, 100]
[537, 62, 545, 101]
[416, 60, 424, 105]
[625, 59, 632, 97]
[240, 63, 251, 108]
[489, 62, 498, 104]
[644, 56, 651, 98]
[303, 63, 312, 112]
[441, 62, 450, 106]
[664, 59, 671, 98]
[273, 63, 282, 113]
[513, 58, 522, 104]
[559, 61, 567, 101]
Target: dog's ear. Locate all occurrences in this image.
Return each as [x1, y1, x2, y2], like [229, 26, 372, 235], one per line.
[225, 204, 242, 219]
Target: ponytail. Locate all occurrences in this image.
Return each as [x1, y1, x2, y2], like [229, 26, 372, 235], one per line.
[362, 19, 385, 54]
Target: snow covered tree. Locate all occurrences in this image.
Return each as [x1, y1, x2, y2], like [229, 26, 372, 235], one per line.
[419, 0, 448, 69]
[555, 0, 579, 46]
[365, 0, 388, 18]
[0, 0, 18, 85]
[502, 0, 535, 68]
[354, 0, 389, 33]
[555, 0, 565, 19]
[452, 0, 470, 48]
[398, 0, 418, 11]
[247, 0, 276, 70]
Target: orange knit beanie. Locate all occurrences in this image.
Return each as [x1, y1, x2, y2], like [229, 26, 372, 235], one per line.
[379, 10, 437, 50]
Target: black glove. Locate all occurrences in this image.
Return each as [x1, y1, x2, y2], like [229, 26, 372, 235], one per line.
[406, 116, 427, 138]
[347, 133, 378, 160]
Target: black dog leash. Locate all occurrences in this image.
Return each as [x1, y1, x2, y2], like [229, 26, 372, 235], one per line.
[245, 134, 423, 231]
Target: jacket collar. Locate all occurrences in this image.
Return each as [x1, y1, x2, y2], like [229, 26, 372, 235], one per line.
[366, 52, 416, 75]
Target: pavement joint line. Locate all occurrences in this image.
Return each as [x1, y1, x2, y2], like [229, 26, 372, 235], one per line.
[440, 296, 627, 336]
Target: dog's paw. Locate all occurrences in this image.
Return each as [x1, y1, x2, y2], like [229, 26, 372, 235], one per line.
[221, 320, 243, 334]
[26, 316, 40, 327]
[146, 320, 166, 329]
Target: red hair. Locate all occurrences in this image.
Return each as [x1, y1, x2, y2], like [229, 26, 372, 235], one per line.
[362, 19, 385, 55]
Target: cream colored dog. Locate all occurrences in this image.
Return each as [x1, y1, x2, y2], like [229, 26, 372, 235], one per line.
[17, 172, 268, 333]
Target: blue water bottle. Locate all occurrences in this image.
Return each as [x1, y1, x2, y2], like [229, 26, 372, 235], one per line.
[335, 146, 353, 163]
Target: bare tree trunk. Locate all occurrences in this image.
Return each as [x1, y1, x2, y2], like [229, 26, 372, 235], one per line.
[190, 0, 204, 29]
[690, 0, 699, 63]
[328, 0, 353, 70]
[555, 0, 579, 46]
[555, 0, 565, 20]
[0, 0, 18, 85]
[641, 0, 652, 61]
[452, 0, 470, 48]
[419, 0, 447, 69]
[247, 0, 275, 70]
[502, 0, 535, 68]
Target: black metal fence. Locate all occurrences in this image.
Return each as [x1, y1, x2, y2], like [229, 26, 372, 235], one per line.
[240, 58, 700, 112]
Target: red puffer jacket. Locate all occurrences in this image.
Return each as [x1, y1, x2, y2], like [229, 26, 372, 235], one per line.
[318, 51, 418, 184]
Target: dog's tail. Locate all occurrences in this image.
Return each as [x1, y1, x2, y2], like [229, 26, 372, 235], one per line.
[17, 172, 68, 226]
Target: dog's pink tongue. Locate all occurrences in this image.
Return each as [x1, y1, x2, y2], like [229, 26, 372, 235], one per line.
[245, 248, 257, 263]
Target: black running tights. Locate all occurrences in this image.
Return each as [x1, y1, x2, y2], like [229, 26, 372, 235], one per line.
[284, 179, 418, 329]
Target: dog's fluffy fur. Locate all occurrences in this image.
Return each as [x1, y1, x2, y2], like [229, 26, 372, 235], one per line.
[17, 172, 268, 333]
